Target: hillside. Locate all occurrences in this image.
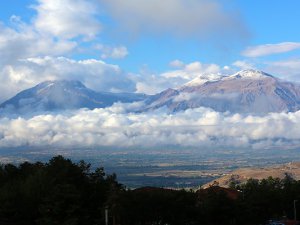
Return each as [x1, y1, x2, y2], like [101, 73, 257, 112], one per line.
[202, 162, 300, 188]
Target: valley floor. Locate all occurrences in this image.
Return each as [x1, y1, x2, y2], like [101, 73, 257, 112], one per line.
[1, 147, 300, 189]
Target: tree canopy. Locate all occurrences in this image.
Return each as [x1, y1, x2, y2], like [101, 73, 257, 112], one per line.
[0, 156, 300, 225]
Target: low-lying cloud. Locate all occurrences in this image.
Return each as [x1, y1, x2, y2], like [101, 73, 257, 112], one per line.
[1, 105, 300, 150]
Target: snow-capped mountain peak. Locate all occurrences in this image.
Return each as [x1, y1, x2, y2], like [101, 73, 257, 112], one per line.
[182, 70, 272, 89]
[37, 80, 86, 89]
[142, 70, 300, 114]
[183, 73, 223, 87]
[228, 69, 274, 80]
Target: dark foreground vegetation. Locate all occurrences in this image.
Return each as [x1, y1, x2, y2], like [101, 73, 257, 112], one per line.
[0, 156, 300, 225]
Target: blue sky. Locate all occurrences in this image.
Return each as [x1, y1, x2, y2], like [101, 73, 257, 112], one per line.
[0, 0, 300, 97]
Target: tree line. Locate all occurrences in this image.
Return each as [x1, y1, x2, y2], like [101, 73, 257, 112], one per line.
[0, 156, 300, 225]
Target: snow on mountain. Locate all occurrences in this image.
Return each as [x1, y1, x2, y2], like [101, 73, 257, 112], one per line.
[142, 70, 300, 114]
[0, 80, 147, 114]
[227, 69, 274, 80]
[182, 73, 224, 87]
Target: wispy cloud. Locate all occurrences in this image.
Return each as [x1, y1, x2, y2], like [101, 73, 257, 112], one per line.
[242, 42, 300, 57]
[100, 0, 249, 41]
[96, 45, 129, 59]
[232, 60, 255, 70]
[264, 58, 300, 81]
[169, 60, 185, 68]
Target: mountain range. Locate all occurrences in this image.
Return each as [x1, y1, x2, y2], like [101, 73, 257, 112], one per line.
[1, 69, 300, 115]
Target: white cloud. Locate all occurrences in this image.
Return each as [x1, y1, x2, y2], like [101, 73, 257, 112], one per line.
[173, 92, 239, 103]
[264, 59, 300, 81]
[97, 45, 129, 59]
[100, 0, 248, 40]
[134, 73, 175, 95]
[0, 0, 137, 103]
[33, 0, 102, 39]
[134, 61, 222, 94]
[223, 66, 231, 71]
[0, 22, 76, 66]
[173, 93, 201, 102]
[169, 60, 185, 68]
[232, 60, 255, 70]
[0, 57, 136, 102]
[0, 0, 135, 102]
[0, 0, 105, 67]
[269, 59, 300, 70]
[162, 62, 221, 80]
[242, 42, 300, 58]
[0, 105, 300, 150]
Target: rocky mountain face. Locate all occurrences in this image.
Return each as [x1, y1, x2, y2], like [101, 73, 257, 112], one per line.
[0, 80, 147, 114]
[143, 70, 300, 114]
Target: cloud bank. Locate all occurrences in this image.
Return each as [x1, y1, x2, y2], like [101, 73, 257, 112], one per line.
[0, 105, 300, 150]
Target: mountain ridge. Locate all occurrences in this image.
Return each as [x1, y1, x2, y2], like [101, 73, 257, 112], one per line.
[2, 70, 300, 115]
[143, 69, 300, 114]
[0, 80, 147, 114]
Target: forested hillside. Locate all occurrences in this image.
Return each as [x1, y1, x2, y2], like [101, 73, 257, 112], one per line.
[1, 156, 300, 225]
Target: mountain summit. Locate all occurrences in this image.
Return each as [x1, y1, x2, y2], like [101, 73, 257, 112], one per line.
[227, 69, 274, 80]
[0, 80, 146, 114]
[143, 70, 300, 114]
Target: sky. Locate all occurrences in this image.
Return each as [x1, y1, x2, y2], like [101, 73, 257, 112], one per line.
[0, 0, 300, 150]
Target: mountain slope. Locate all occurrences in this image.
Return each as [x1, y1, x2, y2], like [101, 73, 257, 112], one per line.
[202, 162, 300, 188]
[143, 70, 300, 114]
[0, 80, 146, 113]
